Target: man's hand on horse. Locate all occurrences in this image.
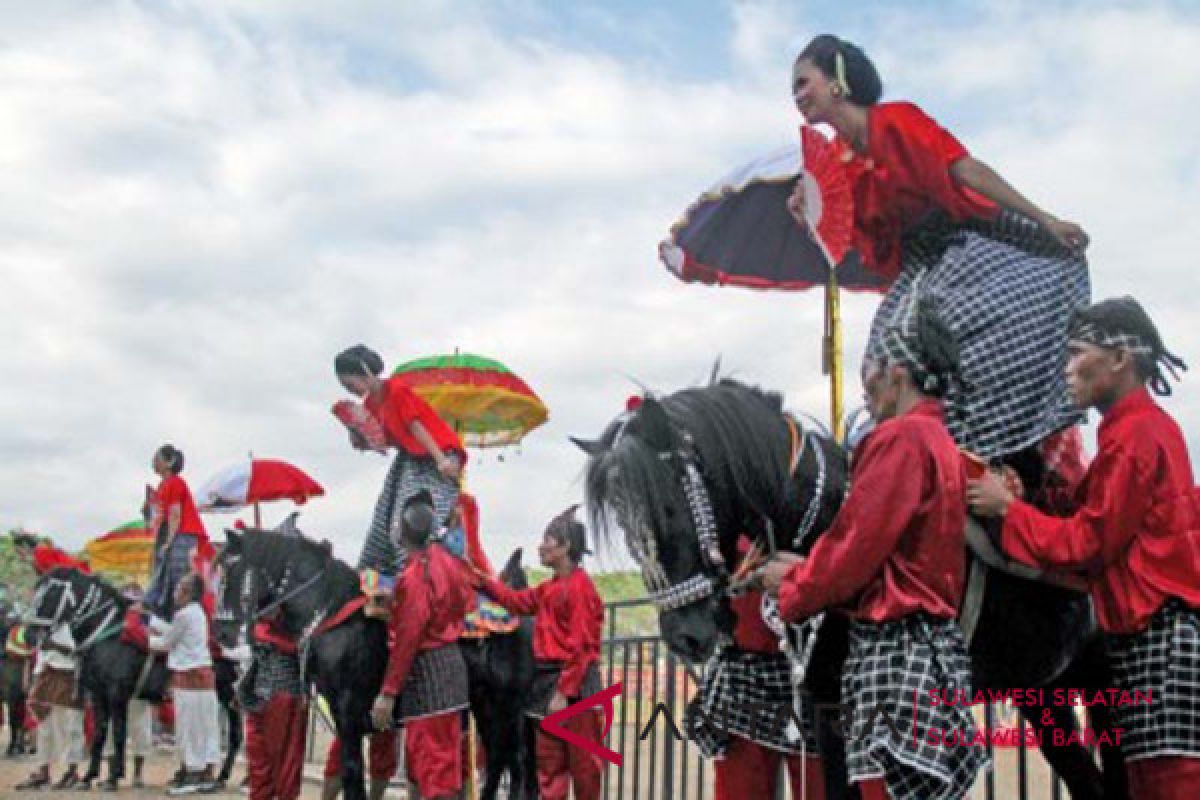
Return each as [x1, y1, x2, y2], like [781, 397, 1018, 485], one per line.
[548, 690, 568, 715]
[967, 470, 1015, 518]
[371, 694, 395, 731]
[761, 553, 804, 597]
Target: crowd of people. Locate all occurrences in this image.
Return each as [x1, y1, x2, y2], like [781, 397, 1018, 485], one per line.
[4, 30, 1199, 800]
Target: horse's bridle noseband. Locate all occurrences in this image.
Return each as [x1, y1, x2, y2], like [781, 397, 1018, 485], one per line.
[636, 414, 829, 613]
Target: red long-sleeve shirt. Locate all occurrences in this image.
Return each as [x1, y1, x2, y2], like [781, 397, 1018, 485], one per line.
[483, 567, 604, 697]
[779, 400, 967, 624]
[365, 377, 466, 464]
[381, 545, 475, 697]
[1002, 388, 1200, 634]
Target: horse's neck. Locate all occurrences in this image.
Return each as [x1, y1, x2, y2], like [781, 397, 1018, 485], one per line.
[272, 552, 357, 635]
[68, 581, 122, 645]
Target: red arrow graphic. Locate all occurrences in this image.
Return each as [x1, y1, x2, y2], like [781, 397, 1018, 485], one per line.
[539, 682, 624, 767]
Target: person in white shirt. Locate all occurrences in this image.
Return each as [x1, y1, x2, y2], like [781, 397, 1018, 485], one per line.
[14, 626, 84, 791]
[149, 572, 220, 796]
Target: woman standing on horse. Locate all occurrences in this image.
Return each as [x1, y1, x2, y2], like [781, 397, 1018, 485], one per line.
[790, 35, 1090, 467]
[334, 344, 466, 576]
[144, 444, 211, 621]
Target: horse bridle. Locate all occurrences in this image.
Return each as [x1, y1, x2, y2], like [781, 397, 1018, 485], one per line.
[633, 413, 829, 613]
[27, 576, 121, 651]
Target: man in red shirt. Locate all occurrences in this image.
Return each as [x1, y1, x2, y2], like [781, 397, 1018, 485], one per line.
[969, 296, 1200, 800]
[478, 506, 605, 800]
[369, 492, 475, 800]
[763, 294, 987, 800]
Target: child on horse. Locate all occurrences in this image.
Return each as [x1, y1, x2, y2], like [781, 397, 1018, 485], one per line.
[477, 506, 606, 800]
[369, 490, 476, 800]
[764, 294, 988, 800]
[969, 296, 1200, 799]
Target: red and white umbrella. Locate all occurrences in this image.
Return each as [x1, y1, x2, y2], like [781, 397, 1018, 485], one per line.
[197, 458, 324, 526]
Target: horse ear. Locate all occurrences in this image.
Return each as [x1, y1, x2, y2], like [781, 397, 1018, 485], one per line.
[570, 436, 607, 457]
[503, 548, 523, 574]
[224, 529, 243, 549]
[637, 395, 676, 453]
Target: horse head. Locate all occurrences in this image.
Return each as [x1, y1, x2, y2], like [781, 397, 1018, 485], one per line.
[24, 568, 118, 649]
[499, 548, 529, 590]
[577, 380, 847, 667]
[213, 529, 259, 648]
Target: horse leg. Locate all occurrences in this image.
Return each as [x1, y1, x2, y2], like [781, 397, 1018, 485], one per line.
[104, 696, 129, 790]
[219, 705, 242, 786]
[81, 698, 108, 788]
[1054, 634, 1130, 800]
[336, 697, 369, 800]
[1019, 700, 1103, 800]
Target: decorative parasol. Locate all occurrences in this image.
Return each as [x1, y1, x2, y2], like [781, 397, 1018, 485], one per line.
[391, 352, 548, 448]
[659, 126, 884, 439]
[196, 458, 324, 527]
[84, 519, 155, 583]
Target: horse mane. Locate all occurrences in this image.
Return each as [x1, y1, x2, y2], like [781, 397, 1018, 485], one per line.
[238, 530, 360, 597]
[584, 378, 794, 551]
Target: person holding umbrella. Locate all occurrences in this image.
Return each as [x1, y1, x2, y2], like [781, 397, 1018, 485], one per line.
[789, 34, 1091, 473]
[144, 444, 211, 621]
[334, 344, 466, 576]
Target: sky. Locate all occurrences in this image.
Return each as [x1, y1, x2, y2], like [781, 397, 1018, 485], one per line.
[2, 0, 1198, 571]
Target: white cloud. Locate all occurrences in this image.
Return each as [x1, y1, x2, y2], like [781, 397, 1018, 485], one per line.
[1, 1, 1197, 570]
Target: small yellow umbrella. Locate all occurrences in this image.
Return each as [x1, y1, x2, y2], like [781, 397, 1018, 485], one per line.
[84, 519, 155, 583]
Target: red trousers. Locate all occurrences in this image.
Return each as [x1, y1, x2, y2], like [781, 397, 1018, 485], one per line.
[404, 713, 462, 799]
[857, 779, 892, 800]
[245, 693, 307, 800]
[1127, 756, 1200, 800]
[324, 730, 398, 781]
[714, 736, 825, 800]
[536, 711, 603, 800]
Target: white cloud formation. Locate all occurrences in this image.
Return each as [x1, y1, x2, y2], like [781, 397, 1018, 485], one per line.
[1, 1, 1197, 571]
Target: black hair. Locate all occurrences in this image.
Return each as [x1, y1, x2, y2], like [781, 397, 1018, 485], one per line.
[797, 34, 883, 107]
[1072, 296, 1187, 396]
[334, 345, 384, 379]
[545, 505, 590, 565]
[182, 572, 205, 604]
[399, 490, 436, 548]
[157, 444, 185, 474]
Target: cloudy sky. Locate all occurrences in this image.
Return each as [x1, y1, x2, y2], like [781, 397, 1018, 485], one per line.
[2, 0, 1198, 570]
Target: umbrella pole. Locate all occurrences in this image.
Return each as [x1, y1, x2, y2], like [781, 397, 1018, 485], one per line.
[822, 267, 846, 443]
[253, 502, 262, 529]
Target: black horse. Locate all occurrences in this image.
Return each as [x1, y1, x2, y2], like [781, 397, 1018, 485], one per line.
[459, 548, 538, 800]
[575, 378, 1125, 799]
[576, 380, 854, 798]
[214, 527, 538, 800]
[25, 567, 243, 791]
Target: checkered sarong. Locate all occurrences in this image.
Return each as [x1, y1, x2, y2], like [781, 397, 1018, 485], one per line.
[145, 533, 199, 618]
[867, 210, 1090, 460]
[239, 645, 304, 712]
[1107, 602, 1200, 762]
[358, 452, 461, 575]
[843, 617, 989, 800]
[685, 647, 818, 758]
[396, 643, 469, 722]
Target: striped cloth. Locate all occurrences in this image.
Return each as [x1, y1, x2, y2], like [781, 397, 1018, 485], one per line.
[867, 210, 1090, 460]
[358, 452, 461, 575]
[1108, 602, 1200, 762]
[843, 616, 989, 800]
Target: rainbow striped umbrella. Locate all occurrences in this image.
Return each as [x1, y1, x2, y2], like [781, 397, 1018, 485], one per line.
[84, 519, 154, 582]
[392, 352, 548, 448]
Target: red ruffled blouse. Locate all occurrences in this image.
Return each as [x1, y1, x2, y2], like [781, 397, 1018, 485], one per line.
[837, 101, 998, 282]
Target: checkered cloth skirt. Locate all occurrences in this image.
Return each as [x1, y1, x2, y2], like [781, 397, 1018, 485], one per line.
[867, 210, 1090, 460]
[358, 451, 461, 575]
[527, 661, 603, 719]
[685, 647, 819, 758]
[1107, 602, 1200, 762]
[238, 645, 304, 713]
[843, 616, 989, 800]
[396, 643, 469, 723]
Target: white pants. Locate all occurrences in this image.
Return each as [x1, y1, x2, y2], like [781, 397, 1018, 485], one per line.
[103, 699, 154, 758]
[173, 689, 220, 771]
[37, 706, 84, 769]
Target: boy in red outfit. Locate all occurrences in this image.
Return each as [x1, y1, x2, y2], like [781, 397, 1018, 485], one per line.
[370, 491, 475, 800]
[478, 506, 606, 800]
[969, 296, 1200, 800]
